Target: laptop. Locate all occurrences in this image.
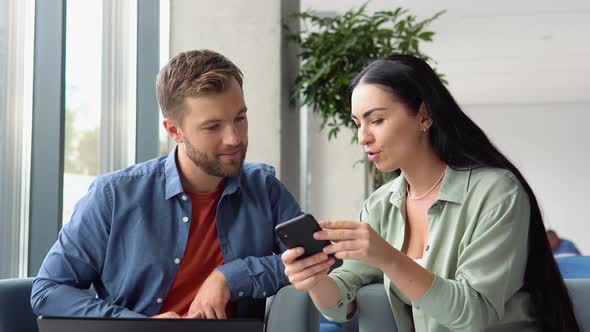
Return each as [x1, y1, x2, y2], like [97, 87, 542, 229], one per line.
[37, 316, 264, 332]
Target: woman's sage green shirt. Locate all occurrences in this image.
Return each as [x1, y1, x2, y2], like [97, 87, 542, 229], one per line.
[318, 167, 537, 332]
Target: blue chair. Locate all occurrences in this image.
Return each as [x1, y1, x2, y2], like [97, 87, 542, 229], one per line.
[0, 278, 38, 332]
[556, 256, 590, 278]
[320, 314, 342, 332]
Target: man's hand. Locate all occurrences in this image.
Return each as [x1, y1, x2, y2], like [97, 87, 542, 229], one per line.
[151, 311, 181, 319]
[187, 269, 231, 319]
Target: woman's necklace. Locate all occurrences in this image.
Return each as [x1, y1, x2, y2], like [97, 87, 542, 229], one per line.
[406, 170, 445, 200]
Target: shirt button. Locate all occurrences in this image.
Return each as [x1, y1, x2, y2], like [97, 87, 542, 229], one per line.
[238, 291, 244, 297]
[182, 216, 189, 223]
[262, 291, 267, 297]
[181, 195, 188, 201]
[174, 258, 181, 264]
[156, 298, 163, 304]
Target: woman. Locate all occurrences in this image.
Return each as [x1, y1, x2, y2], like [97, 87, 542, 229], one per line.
[282, 55, 580, 331]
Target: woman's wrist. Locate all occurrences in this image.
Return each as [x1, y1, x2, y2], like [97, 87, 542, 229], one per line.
[309, 275, 340, 309]
[376, 244, 402, 271]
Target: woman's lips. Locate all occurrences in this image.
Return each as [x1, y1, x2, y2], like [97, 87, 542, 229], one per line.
[367, 151, 381, 161]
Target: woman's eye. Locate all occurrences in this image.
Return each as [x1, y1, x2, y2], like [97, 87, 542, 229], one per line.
[371, 119, 383, 125]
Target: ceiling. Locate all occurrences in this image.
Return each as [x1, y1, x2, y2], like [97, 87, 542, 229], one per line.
[300, 0, 590, 105]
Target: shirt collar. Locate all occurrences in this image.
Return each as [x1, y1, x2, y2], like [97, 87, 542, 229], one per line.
[388, 166, 471, 206]
[164, 145, 242, 200]
[436, 167, 470, 204]
[164, 146, 184, 200]
[222, 172, 241, 196]
[387, 173, 407, 207]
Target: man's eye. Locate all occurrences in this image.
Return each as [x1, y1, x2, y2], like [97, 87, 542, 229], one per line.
[204, 125, 220, 131]
[236, 116, 246, 123]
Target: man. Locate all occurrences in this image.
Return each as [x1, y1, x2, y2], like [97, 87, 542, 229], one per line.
[31, 49, 301, 319]
[547, 229, 581, 257]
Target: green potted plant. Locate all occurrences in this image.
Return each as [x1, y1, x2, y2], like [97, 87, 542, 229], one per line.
[285, 3, 445, 191]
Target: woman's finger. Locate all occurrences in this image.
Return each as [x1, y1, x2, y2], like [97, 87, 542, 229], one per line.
[333, 250, 362, 260]
[319, 220, 360, 229]
[289, 258, 335, 283]
[314, 229, 357, 241]
[281, 247, 304, 264]
[323, 240, 361, 254]
[285, 252, 328, 276]
[293, 267, 331, 290]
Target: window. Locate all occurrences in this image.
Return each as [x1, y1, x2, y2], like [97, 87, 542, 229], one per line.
[63, 0, 104, 224]
[62, 0, 137, 225]
[159, 0, 173, 157]
[0, 0, 35, 278]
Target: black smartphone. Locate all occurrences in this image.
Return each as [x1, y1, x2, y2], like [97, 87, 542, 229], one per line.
[275, 213, 343, 271]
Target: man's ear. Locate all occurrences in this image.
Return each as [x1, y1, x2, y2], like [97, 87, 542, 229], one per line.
[417, 103, 433, 131]
[163, 118, 184, 143]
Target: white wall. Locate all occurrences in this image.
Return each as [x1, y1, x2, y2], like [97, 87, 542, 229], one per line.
[170, 0, 300, 194]
[305, 112, 366, 221]
[465, 103, 590, 254]
[301, 0, 590, 250]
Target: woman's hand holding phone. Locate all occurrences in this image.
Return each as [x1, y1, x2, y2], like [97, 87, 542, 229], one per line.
[281, 247, 336, 291]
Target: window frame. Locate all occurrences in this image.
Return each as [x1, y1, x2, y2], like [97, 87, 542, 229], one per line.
[26, 0, 161, 276]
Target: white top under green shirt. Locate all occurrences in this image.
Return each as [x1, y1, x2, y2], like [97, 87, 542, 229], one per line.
[318, 167, 538, 332]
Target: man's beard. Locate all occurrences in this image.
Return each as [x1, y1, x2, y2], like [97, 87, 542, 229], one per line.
[184, 139, 247, 177]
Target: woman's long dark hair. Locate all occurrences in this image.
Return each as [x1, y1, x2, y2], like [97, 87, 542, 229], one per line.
[349, 54, 580, 332]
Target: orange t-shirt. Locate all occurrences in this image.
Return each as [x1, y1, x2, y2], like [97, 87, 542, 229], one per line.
[159, 185, 232, 317]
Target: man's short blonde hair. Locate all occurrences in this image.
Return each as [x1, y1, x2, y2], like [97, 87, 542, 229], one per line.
[156, 49, 243, 122]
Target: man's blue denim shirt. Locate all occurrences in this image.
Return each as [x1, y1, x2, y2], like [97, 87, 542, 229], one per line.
[31, 147, 301, 318]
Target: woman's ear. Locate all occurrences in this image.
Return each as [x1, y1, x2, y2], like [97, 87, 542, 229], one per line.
[417, 103, 433, 131]
[163, 118, 184, 143]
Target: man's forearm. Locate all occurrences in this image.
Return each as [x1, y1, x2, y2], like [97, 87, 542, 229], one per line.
[217, 254, 289, 300]
[31, 279, 145, 318]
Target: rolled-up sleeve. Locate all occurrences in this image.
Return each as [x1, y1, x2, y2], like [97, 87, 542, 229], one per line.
[315, 204, 383, 322]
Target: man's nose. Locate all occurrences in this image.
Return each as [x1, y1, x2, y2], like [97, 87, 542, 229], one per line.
[223, 125, 241, 146]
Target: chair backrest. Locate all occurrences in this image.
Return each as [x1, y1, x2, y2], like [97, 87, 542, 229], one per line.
[564, 278, 590, 331]
[355, 284, 397, 332]
[557, 256, 590, 278]
[355, 280, 590, 332]
[0, 277, 38, 332]
[265, 285, 320, 332]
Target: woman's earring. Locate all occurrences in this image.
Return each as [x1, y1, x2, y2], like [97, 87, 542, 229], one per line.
[422, 127, 427, 132]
